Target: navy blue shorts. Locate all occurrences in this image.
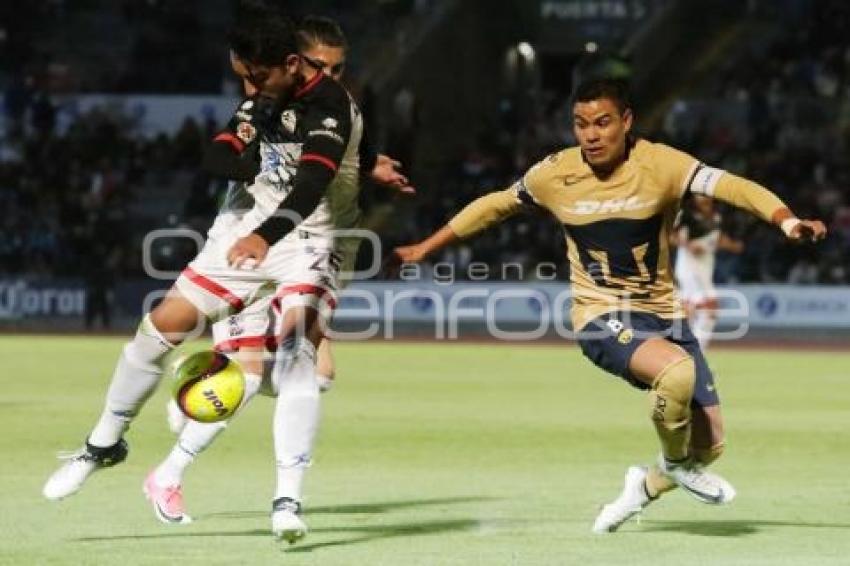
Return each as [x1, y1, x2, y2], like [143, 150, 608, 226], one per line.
[577, 312, 719, 407]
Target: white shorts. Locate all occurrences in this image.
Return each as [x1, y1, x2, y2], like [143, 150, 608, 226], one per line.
[175, 212, 343, 346]
[675, 250, 715, 305]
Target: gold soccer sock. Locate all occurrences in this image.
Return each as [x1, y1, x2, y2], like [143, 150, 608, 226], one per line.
[648, 356, 696, 463]
[645, 441, 726, 499]
[693, 442, 725, 466]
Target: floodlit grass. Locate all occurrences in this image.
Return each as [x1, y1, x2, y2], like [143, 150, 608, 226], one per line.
[1, 336, 847, 565]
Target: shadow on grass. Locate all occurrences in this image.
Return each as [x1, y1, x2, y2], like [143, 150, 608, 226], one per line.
[285, 519, 479, 553]
[73, 497, 491, 550]
[75, 529, 270, 542]
[641, 519, 850, 537]
[73, 518, 479, 553]
[202, 495, 493, 521]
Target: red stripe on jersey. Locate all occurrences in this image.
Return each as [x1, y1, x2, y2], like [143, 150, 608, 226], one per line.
[214, 132, 245, 153]
[181, 267, 245, 312]
[273, 284, 337, 310]
[295, 72, 324, 98]
[301, 153, 338, 172]
[214, 335, 277, 353]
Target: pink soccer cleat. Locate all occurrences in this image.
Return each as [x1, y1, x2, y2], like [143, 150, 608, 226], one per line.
[143, 471, 193, 525]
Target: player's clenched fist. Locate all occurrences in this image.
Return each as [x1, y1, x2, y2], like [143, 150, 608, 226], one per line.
[782, 218, 827, 243]
[227, 234, 270, 269]
[792, 220, 827, 242]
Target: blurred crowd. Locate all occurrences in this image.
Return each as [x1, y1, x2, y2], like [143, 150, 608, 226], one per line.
[0, 89, 221, 281]
[657, 0, 850, 284]
[406, 0, 850, 284]
[1, 0, 848, 288]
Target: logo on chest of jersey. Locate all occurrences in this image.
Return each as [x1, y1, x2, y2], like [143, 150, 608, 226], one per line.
[562, 174, 586, 186]
[261, 143, 301, 168]
[281, 109, 297, 133]
[564, 196, 658, 215]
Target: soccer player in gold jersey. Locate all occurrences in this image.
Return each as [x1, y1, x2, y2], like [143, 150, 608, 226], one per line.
[393, 78, 827, 533]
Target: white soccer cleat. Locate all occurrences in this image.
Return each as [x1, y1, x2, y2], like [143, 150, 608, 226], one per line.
[271, 497, 307, 544]
[593, 466, 652, 534]
[659, 455, 736, 504]
[166, 399, 188, 435]
[43, 439, 128, 501]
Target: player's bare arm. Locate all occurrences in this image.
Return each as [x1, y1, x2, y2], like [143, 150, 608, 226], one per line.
[392, 187, 525, 263]
[394, 225, 459, 263]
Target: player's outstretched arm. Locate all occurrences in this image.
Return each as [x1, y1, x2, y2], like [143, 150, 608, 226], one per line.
[394, 225, 458, 263]
[690, 168, 827, 243]
[393, 188, 524, 263]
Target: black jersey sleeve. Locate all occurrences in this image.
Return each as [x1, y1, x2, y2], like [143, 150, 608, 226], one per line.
[202, 96, 279, 181]
[254, 79, 353, 245]
[202, 140, 260, 181]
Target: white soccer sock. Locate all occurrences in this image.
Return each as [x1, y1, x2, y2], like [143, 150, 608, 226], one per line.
[693, 310, 716, 352]
[154, 441, 199, 487]
[273, 337, 320, 503]
[89, 315, 174, 447]
[315, 373, 334, 393]
[154, 372, 263, 487]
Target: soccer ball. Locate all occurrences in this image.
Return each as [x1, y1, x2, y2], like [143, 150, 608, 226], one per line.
[172, 351, 245, 423]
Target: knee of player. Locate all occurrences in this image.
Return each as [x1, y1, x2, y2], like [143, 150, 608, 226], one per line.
[147, 303, 198, 344]
[649, 356, 697, 427]
[653, 356, 696, 400]
[233, 348, 266, 377]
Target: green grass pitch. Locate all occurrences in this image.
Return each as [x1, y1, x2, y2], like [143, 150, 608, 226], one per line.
[1, 336, 848, 565]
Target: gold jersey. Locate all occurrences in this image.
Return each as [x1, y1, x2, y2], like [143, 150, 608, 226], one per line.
[517, 139, 699, 330]
[448, 137, 788, 331]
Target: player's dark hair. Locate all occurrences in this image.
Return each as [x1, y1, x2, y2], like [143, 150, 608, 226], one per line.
[572, 78, 631, 116]
[228, 0, 298, 66]
[297, 15, 348, 51]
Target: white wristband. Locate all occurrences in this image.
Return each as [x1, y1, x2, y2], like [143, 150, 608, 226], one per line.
[780, 218, 801, 237]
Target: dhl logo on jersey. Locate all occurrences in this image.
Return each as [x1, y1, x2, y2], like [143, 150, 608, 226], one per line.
[564, 197, 658, 215]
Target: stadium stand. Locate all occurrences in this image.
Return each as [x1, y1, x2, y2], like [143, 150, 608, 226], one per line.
[0, 0, 847, 328]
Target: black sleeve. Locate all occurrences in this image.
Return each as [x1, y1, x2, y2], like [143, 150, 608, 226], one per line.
[358, 126, 378, 174]
[254, 84, 352, 245]
[201, 96, 278, 181]
[202, 138, 260, 181]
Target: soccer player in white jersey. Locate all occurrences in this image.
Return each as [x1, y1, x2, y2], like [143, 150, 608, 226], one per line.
[674, 195, 743, 350]
[154, 15, 412, 528]
[43, 4, 407, 543]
